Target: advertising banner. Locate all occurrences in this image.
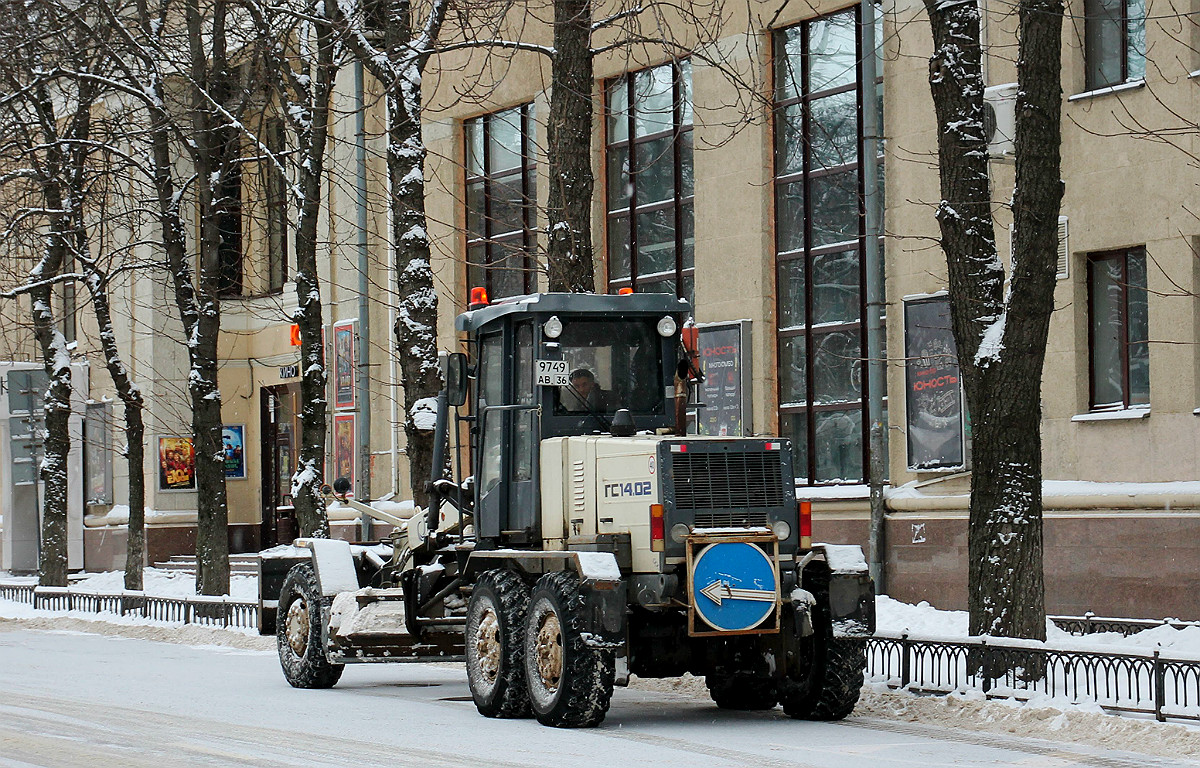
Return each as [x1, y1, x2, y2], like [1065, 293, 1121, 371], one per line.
[696, 321, 752, 437]
[222, 425, 246, 479]
[333, 320, 356, 409]
[84, 402, 113, 505]
[333, 413, 355, 495]
[903, 296, 967, 469]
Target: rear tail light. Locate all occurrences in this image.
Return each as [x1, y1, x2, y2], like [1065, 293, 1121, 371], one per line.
[799, 500, 812, 549]
[650, 504, 665, 552]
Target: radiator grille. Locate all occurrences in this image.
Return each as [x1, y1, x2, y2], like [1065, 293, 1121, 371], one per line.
[670, 450, 786, 521]
[693, 509, 770, 528]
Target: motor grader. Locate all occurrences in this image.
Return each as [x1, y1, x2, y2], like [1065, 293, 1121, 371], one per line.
[262, 291, 874, 728]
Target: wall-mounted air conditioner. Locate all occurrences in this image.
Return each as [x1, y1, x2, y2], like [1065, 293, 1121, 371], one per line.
[983, 83, 1017, 161]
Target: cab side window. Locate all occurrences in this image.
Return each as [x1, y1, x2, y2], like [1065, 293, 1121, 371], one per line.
[477, 333, 504, 495]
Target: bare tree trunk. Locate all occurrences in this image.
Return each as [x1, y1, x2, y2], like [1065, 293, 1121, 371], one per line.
[545, 0, 595, 292]
[82, 268, 146, 590]
[24, 79, 80, 588]
[923, 0, 1060, 646]
[388, 64, 444, 511]
[29, 245, 72, 588]
[340, 0, 449, 509]
[287, 3, 336, 538]
[182, 0, 232, 595]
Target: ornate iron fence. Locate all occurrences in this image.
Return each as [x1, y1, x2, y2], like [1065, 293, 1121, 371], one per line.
[868, 632, 1200, 723]
[0, 583, 258, 630]
[1050, 613, 1200, 637]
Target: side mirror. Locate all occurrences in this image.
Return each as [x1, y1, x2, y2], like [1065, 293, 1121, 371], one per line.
[446, 352, 468, 407]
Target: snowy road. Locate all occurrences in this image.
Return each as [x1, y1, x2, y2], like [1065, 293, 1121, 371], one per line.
[0, 624, 1192, 768]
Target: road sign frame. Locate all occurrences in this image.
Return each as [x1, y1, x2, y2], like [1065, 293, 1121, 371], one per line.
[685, 531, 781, 637]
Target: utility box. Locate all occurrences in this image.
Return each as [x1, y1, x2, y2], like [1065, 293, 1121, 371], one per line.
[0, 362, 86, 574]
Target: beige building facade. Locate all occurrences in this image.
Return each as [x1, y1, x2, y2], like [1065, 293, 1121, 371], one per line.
[3, 0, 1198, 619]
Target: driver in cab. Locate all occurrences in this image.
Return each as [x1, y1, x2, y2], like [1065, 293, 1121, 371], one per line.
[562, 368, 612, 413]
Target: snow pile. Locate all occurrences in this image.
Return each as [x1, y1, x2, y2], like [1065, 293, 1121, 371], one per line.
[855, 687, 1200, 759]
[0, 611, 272, 650]
[876, 595, 969, 637]
[59, 567, 260, 601]
[876, 595, 1200, 657]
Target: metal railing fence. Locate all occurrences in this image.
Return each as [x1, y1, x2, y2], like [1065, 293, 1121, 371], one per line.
[1049, 613, 1199, 637]
[0, 583, 258, 630]
[868, 632, 1200, 723]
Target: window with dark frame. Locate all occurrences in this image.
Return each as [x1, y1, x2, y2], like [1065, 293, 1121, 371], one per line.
[266, 120, 288, 295]
[1088, 247, 1149, 411]
[773, 7, 883, 485]
[216, 162, 244, 298]
[465, 104, 537, 300]
[1084, 0, 1146, 90]
[605, 60, 694, 303]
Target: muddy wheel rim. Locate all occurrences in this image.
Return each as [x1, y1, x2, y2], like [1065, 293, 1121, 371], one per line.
[475, 606, 501, 684]
[534, 609, 563, 694]
[285, 597, 310, 657]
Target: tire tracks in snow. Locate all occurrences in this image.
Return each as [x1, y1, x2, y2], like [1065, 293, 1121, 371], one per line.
[838, 716, 1200, 768]
[0, 689, 534, 768]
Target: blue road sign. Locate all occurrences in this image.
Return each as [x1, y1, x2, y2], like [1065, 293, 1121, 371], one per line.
[692, 542, 777, 631]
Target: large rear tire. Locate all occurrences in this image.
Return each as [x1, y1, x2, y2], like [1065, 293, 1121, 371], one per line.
[523, 571, 614, 728]
[277, 562, 344, 689]
[466, 570, 531, 718]
[779, 637, 866, 720]
[706, 674, 778, 711]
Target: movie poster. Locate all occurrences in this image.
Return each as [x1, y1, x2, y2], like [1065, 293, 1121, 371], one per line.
[158, 436, 196, 491]
[333, 414, 355, 496]
[903, 296, 967, 469]
[222, 425, 246, 479]
[333, 320, 355, 409]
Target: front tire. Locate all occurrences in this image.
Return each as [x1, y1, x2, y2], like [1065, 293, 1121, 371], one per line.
[277, 563, 344, 689]
[523, 572, 614, 728]
[465, 570, 531, 718]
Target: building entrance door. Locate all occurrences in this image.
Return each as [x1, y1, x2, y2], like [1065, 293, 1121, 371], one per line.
[260, 384, 300, 548]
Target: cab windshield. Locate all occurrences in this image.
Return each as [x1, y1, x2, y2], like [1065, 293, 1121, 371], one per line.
[552, 318, 665, 415]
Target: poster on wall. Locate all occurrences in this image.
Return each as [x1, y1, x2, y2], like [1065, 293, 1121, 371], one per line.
[158, 436, 196, 491]
[903, 295, 968, 470]
[696, 321, 752, 437]
[222, 425, 246, 479]
[333, 320, 356, 409]
[333, 413, 355, 496]
[84, 402, 113, 505]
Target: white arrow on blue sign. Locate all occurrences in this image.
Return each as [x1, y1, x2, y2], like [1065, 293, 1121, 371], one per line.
[691, 542, 777, 632]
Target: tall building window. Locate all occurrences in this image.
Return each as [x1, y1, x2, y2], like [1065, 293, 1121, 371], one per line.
[265, 120, 288, 295]
[216, 162, 243, 297]
[465, 104, 537, 299]
[1088, 248, 1149, 410]
[605, 61, 694, 302]
[773, 7, 883, 484]
[1085, 0, 1146, 90]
